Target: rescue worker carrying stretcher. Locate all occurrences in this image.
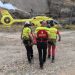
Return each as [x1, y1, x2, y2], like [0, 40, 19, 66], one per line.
[35, 21, 50, 69]
[21, 21, 33, 64]
[48, 21, 61, 63]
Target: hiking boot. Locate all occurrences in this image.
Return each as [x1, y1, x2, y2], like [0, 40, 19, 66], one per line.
[31, 56, 33, 59]
[40, 65, 43, 69]
[31, 57, 34, 64]
[28, 60, 31, 64]
[48, 55, 51, 59]
[51, 56, 55, 63]
[51, 59, 55, 63]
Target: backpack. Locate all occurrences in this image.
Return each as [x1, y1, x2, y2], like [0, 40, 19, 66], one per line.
[37, 30, 48, 39]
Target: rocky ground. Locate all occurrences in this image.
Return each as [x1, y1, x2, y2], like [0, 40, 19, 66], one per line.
[0, 30, 75, 75]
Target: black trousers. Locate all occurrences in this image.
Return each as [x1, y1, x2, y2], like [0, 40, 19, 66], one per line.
[23, 39, 33, 62]
[37, 42, 47, 66]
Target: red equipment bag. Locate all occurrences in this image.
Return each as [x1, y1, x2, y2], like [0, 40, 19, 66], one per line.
[37, 30, 48, 39]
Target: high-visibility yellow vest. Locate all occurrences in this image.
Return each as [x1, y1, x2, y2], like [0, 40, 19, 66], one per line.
[35, 27, 50, 37]
[35, 27, 49, 33]
[22, 27, 31, 39]
[49, 27, 57, 39]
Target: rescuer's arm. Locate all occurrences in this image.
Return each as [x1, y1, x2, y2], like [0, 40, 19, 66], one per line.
[28, 28, 34, 41]
[57, 31, 61, 41]
[29, 32, 33, 40]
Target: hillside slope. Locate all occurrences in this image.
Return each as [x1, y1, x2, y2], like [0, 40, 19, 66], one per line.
[0, 0, 75, 17]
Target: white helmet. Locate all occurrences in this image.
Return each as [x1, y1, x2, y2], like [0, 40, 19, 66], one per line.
[24, 21, 31, 26]
[25, 21, 30, 24]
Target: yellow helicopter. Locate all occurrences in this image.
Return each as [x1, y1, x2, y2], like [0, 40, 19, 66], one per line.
[0, 1, 61, 28]
[0, 9, 61, 29]
[0, 8, 31, 27]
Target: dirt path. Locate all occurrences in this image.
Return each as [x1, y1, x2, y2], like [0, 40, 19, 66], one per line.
[0, 30, 75, 75]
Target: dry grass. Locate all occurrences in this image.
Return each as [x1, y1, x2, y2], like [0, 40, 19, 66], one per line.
[0, 24, 24, 32]
[63, 25, 75, 30]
